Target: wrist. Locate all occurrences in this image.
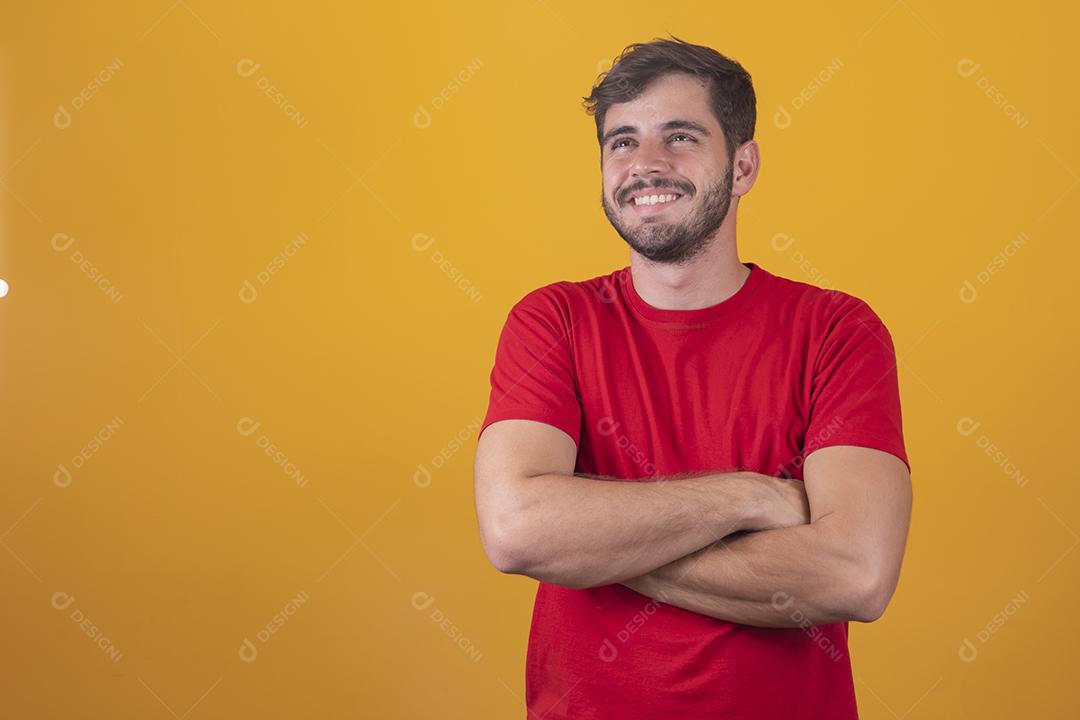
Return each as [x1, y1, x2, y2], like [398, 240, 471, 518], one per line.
[727, 472, 770, 533]
[622, 570, 658, 597]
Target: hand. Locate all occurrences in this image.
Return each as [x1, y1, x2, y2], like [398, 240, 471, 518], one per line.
[747, 473, 811, 531]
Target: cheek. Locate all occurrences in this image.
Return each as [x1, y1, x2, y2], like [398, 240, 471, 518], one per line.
[602, 158, 628, 183]
[602, 179, 621, 202]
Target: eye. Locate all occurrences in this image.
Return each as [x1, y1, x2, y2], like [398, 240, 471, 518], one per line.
[608, 134, 696, 152]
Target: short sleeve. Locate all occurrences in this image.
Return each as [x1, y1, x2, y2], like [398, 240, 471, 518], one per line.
[479, 289, 583, 448]
[802, 301, 911, 473]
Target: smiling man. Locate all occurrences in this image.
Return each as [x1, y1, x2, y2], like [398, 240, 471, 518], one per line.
[473, 36, 912, 719]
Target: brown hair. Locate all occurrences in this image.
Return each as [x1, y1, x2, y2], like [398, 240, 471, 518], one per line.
[583, 35, 756, 161]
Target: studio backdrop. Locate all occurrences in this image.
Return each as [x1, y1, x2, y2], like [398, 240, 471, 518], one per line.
[1, 2, 1077, 718]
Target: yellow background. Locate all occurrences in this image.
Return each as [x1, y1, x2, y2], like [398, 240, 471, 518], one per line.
[2, 1, 1077, 717]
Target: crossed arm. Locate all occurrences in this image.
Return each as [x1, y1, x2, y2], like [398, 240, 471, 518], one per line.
[474, 420, 912, 628]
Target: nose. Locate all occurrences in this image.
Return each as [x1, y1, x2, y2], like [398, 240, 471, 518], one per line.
[628, 137, 673, 179]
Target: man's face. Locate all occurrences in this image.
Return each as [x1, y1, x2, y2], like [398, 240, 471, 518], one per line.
[599, 72, 734, 266]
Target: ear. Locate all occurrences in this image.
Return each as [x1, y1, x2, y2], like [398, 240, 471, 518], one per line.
[732, 139, 761, 196]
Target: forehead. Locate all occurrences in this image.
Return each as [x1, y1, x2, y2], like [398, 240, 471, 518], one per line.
[601, 72, 718, 135]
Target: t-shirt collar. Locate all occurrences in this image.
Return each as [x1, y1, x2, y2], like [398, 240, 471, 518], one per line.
[621, 261, 766, 325]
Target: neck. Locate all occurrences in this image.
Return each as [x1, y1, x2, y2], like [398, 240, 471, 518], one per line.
[629, 228, 748, 311]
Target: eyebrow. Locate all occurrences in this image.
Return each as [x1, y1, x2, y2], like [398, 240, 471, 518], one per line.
[600, 119, 712, 147]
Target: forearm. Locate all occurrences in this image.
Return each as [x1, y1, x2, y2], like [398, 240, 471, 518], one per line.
[620, 517, 871, 627]
[503, 471, 765, 589]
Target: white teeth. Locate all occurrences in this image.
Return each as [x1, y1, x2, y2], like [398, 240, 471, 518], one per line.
[633, 193, 680, 206]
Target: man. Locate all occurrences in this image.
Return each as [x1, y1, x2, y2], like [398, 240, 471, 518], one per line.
[473, 35, 912, 719]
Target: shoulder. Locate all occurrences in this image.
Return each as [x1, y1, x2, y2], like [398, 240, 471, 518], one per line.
[762, 266, 890, 331]
[761, 269, 900, 381]
[507, 268, 622, 322]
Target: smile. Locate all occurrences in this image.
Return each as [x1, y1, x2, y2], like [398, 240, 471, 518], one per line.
[626, 192, 686, 214]
[631, 193, 682, 206]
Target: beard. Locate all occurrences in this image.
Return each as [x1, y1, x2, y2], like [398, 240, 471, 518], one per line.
[602, 163, 734, 266]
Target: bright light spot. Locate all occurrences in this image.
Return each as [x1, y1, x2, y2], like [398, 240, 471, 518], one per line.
[0, 278, 8, 298]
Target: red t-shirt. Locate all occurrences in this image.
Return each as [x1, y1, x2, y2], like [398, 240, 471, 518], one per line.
[479, 261, 909, 719]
